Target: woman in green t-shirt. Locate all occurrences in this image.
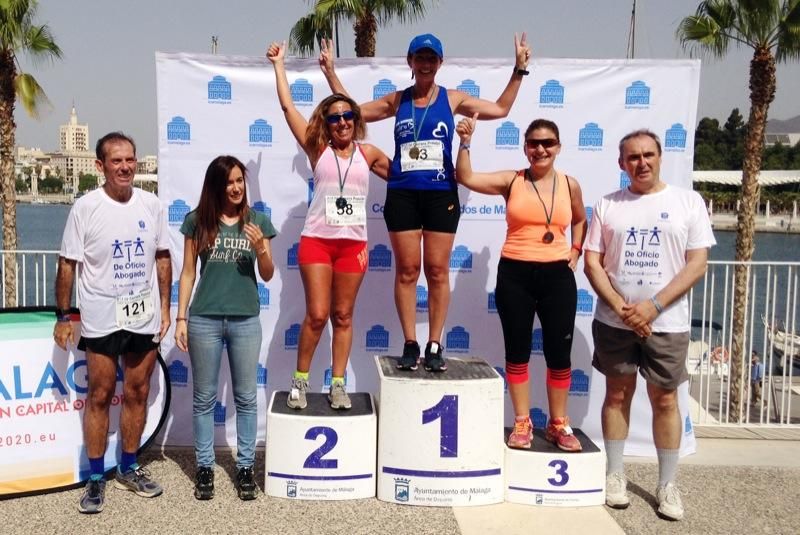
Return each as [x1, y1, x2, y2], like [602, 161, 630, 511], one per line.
[174, 155, 276, 501]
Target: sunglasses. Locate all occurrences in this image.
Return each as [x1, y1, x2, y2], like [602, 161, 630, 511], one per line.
[325, 110, 356, 124]
[525, 138, 560, 149]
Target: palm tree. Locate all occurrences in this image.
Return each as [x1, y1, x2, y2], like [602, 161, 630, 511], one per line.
[0, 0, 61, 306]
[677, 0, 800, 421]
[290, 0, 430, 57]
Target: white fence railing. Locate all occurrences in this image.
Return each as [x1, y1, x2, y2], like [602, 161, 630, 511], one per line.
[689, 261, 799, 427]
[2, 252, 797, 427]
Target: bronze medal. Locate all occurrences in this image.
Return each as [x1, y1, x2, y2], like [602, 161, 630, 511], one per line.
[409, 145, 420, 160]
[542, 230, 555, 244]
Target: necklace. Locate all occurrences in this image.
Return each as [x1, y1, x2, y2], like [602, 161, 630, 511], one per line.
[409, 85, 437, 160]
[526, 169, 557, 244]
[332, 142, 356, 209]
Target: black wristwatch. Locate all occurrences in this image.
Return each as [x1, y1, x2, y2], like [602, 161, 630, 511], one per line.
[55, 308, 71, 322]
[514, 67, 530, 76]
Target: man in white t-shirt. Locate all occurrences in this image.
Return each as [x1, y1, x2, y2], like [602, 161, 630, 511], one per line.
[53, 132, 171, 514]
[584, 129, 715, 522]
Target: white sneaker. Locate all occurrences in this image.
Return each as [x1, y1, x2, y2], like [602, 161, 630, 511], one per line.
[656, 482, 684, 521]
[328, 382, 352, 410]
[287, 377, 308, 409]
[605, 472, 630, 509]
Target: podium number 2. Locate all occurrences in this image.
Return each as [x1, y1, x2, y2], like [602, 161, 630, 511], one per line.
[547, 459, 569, 486]
[303, 426, 338, 469]
[422, 395, 458, 458]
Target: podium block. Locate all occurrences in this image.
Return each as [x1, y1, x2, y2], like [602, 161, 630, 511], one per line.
[375, 356, 504, 507]
[504, 428, 605, 507]
[265, 391, 376, 500]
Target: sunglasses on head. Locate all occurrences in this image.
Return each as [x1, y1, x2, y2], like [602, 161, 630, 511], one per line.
[325, 110, 356, 124]
[525, 138, 559, 149]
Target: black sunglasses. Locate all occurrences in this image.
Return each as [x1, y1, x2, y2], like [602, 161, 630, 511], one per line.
[525, 138, 560, 149]
[325, 110, 356, 124]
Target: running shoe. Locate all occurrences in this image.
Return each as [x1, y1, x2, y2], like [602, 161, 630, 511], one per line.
[194, 466, 214, 500]
[397, 340, 420, 371]
[328, 382, 352, 410]
[656, 482, 684, 521]
[78, 478, 106, 514]
[545, 416, 583, 452]
[114, 465, 163, 498]
[236, 466, 258, 501]
[605, 472, 630, 509]
[287, 376, 309, 409]
[507, 416, 533, 449]
[423, 341, 447, 372]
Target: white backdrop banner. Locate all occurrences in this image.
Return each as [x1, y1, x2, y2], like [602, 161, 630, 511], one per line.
[156, 52, 701, 457]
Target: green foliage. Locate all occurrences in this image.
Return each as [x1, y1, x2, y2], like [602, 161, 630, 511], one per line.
[15, 177, 27, 192]
[78, 173, 98, 192]
[38, 176, 62, 193]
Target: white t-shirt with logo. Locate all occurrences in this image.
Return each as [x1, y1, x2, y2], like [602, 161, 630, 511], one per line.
[585, 184, 716, 333]
[60, 188, 170, 337]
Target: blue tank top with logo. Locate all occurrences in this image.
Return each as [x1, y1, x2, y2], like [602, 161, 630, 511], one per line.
[389, 86, 455, 191]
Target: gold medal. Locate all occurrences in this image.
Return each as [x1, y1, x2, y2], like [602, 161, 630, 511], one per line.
[409, 145, 420, 160]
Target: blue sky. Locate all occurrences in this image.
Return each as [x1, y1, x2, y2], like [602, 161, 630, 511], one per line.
[14, 0, 800, 155]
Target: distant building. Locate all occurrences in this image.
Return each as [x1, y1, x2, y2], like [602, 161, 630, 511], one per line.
[137, 155, 158, 174]
[60, 106, 89, 152]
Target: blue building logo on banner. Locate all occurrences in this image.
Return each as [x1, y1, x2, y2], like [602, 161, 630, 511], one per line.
[373, 79, 396, 100]
[249, 119, 273, 146]
[168, 199, 190, 225]
[214, 401, 226, 425]
[287, 242, 299, 270]
[208, 75, 232, 102]
[307, 178, 314, 207]
[493, 366, 508, 393]
[539, 80, 565, 107]
[257, 364, 268, 388]
[368, 244, 392, 271]
[170, 281, 179, 304]
[495, 121, 519, 150]
[684, 415, 693, 435]
[456, 79, 480, 97]
[578, 122, 603, 151]
[290, 78, 313, 105]
[284, 323, 300, 349]
[570, 369, 590, 396]
[624, 80, 650, 108]
[665, 123, 687, 152]
[366, 325, 389, 350]
[531, 328, 543, 354]
[323, 368, 347, 388]
[619, 171, 631, 189]
[167, 359, 188, 387]
[529, 407, 548, 429]
[449, 245, 473, 271]
[251, 201, 272, 219]
[488, 291, 497, 313]
[166, 116, 191, 144]
[585, 206, 593, 227]
[416, 285, 428, 312]
[257, 283, 270, 309]
[446, 326, 470, 353]
[576, 289, 594, 315]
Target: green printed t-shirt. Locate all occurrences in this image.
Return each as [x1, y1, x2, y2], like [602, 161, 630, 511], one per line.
[181, 210, 277, 317]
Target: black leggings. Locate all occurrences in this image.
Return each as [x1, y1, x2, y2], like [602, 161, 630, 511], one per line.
[495, 258, 577, 369]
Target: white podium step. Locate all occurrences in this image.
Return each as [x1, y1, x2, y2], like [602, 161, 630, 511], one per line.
[375, 355, 504, 507]
[265, 391, 376, 500]
[504, 427, 605, 506]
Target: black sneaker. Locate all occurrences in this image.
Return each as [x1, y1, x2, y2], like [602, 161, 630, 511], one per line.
[236, 466, 257, 501]
[397, 340, 420, 371]
[194, 466, 214, 500]
[424, 341, 447, 372]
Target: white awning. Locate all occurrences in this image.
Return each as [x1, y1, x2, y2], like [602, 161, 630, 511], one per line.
[693, 170, 800, 186]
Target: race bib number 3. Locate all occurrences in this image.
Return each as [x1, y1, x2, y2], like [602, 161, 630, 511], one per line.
[400, 140, 444, 173]
[116, 288, 154, 328]
[325, 196, 366, 226]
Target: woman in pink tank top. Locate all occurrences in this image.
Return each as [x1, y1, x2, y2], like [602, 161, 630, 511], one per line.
[456, 116, 587, 452]
[268, 42, 390, 411]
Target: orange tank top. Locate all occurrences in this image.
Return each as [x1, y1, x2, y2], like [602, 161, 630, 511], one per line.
[501, 169, 573, 262]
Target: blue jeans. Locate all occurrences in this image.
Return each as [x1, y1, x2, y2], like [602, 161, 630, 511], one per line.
[188, 315, 261, 468]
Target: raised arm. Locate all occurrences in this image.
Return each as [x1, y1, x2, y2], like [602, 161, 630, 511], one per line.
[455, 113, 515, 196]
[318, 38, 397, 123]
[360, 143, 392, 181]
[452, 33, 531, 120]
[267, 41, 313, 158]
[567, 176, 587, 271]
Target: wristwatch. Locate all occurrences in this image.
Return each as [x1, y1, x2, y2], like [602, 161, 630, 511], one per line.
[55, 308, 71, 322]
[514, 67, 529, 76]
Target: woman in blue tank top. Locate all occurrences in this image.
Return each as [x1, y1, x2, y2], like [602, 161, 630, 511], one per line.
[320, 33, 531, 372]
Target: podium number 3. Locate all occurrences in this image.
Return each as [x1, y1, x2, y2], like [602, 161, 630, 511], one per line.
[548, 459, 569, 486]
[303, 426, 338, 469]
[422, 395, 458, 458]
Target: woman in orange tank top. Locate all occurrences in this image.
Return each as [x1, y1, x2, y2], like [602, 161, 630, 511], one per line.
[456, 116, 587, 452]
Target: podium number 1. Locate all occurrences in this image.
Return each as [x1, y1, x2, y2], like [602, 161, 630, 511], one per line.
[422, 395, 458, 458]
[303, 426, 338, 469]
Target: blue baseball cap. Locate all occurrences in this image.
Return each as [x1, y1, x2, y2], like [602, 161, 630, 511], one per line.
[408, 33, 443, 59]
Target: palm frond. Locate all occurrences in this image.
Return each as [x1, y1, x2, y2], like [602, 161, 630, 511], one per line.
[13, 71, 51, 118]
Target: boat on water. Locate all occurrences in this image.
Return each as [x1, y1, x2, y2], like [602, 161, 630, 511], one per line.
[763, 316, 800, 361]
